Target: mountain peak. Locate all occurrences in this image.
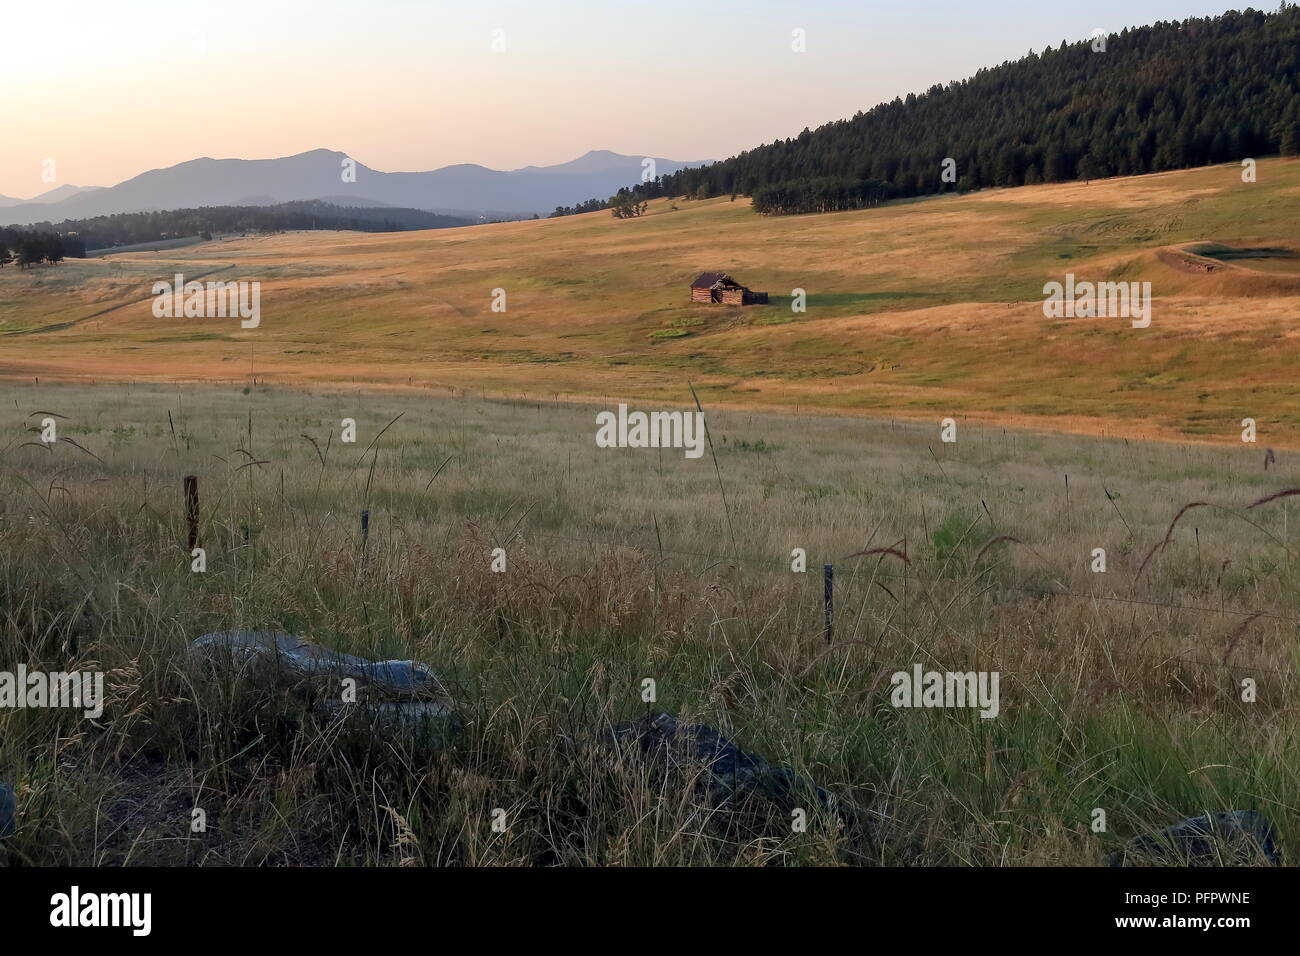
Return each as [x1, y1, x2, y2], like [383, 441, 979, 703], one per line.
[289, 148, 350, 159]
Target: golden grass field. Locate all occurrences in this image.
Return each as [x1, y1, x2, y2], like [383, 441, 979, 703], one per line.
[1, 381, 1298, 865]
[4, 159, 1300, 446]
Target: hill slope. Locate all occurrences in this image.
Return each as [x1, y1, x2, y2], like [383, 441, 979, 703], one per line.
[4, 159, 1300, 445]
[637, 7, 1300, 206]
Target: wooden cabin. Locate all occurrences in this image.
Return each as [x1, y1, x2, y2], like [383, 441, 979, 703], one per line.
[690, 272, 769, 305]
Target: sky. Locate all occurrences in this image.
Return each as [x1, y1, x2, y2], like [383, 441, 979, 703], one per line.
[0, 0, 1257, 198]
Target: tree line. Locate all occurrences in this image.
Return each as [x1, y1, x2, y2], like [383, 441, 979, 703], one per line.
[549, 197, 610, 217]
[0, 229, 76, 268]
[4, 200, 473, 255]
[625, 5, 1300, 214]
[551, 189, 650, 220]
[751, 178, 898, 215]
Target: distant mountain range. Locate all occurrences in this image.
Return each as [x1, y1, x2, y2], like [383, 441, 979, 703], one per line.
[0, 184, 103, 209]
[0, 149, 710, 226]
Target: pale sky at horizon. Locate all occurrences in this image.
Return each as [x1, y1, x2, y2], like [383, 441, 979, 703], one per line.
[0, 0, 1257, 198]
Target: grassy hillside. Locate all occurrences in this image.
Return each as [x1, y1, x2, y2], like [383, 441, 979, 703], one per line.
[639, 6, 1300, 203]
[4, 159, 1300, 444]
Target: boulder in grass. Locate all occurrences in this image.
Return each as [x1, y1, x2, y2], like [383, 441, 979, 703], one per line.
[0, 781, 15, 838]
[314, 699, 456, 742]
[190, 630, 452, 703]
[1107, 811, 1280, 866]
[605, 712, 836, 815]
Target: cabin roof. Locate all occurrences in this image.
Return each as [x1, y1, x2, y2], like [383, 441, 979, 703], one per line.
[691, 272, 739, 289]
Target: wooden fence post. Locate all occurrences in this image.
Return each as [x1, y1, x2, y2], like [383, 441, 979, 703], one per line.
[823, 564, 834, 644]
[184, 475, 199, 552]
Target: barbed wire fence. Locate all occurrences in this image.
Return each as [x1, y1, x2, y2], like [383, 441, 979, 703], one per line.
[168, 469, 1300, 686]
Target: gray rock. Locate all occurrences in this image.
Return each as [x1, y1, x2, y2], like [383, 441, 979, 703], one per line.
[315, 699, 456, 739]
[191, 630, 452, 703]
[0, 781, 15, 838]
[605, 712, 835, 814]
[1108, 811, 1280, 866]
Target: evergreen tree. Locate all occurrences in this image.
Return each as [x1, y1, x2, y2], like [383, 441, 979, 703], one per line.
[1276, 108, 1300, 156]
[16, 239, 42, 269]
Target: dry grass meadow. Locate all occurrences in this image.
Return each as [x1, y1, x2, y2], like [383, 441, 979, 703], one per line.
[2, 161, 1299, 866]
[3, 159, 1300, 446]
[0, 381, 1297, 865]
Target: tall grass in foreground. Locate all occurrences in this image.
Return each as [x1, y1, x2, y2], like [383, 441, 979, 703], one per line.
[0, 382, 1296, 865]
